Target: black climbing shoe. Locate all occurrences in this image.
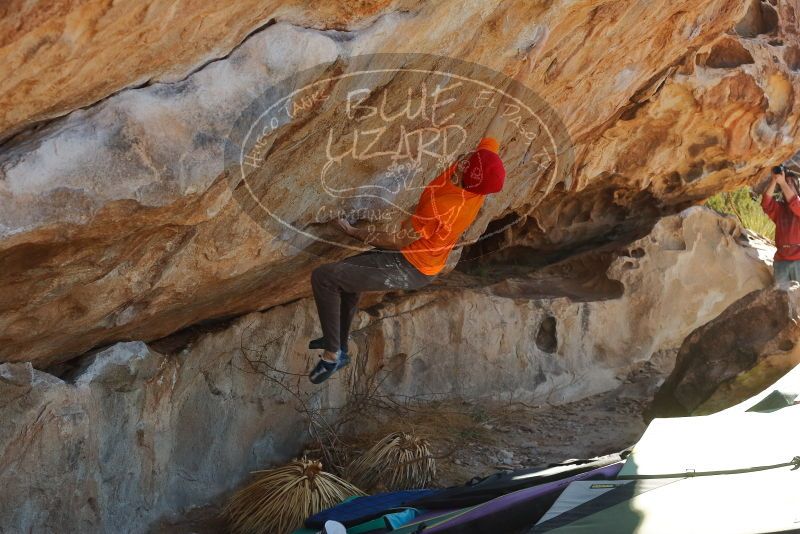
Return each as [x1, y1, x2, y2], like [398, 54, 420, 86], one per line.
[309, 358, 337, 384]
[309, 351, 349, 384]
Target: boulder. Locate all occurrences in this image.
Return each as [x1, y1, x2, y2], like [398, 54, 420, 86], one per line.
[649, 284, 800, 418]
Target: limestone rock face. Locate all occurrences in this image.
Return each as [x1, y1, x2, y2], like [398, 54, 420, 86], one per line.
[0, 0, 399, 141]
[649, 284, 800, 417]
[0, 208, 774, 532]
[1, 1, 799, 367]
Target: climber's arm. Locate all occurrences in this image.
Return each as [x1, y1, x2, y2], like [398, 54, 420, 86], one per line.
[776, 170, 797, 205]
[483, 45, 545, 142]
[332, 217, 420, 250]
[482, 80, 525, 142]
[762, 174, 780, 221]
[775, 172, 800, 218]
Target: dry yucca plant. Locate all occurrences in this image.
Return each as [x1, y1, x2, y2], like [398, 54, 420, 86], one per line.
[223, 458, 365, 534]
[347, 432, 436, 491]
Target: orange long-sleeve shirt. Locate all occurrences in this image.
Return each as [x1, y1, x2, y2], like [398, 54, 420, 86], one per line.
[401, 138, 500, 275]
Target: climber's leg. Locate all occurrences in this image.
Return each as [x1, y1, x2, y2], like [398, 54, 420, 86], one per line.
[310, 262, 345, 356]
[339, 290, 360, 353]
[308, 292, 357, 354]
[312, 251, 433, 349]
[309, 250, 434, 383]
[309, 262, 351, 384]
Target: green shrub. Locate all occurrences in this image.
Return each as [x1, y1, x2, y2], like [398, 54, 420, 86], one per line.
[706, 187, 775, 242]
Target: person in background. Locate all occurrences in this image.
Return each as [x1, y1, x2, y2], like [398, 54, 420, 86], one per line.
[761, 165, 800, 285]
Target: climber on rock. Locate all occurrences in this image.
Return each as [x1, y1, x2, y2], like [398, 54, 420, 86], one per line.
[761, 164, 800, 285]
[306, 69, 532, 384]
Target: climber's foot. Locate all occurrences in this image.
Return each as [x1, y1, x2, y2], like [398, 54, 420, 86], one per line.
[308, 338, 350, 368]
[309, 350, 348, 384]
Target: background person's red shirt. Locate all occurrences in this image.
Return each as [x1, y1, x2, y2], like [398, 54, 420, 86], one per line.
[761, 194, 800, 261]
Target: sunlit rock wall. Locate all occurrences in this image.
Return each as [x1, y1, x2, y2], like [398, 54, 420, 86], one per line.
[1, 0, 798, 366]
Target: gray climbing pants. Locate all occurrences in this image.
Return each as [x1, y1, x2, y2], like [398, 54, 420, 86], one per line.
[774, 260, 800, 285]
[311, 250, 435, 353]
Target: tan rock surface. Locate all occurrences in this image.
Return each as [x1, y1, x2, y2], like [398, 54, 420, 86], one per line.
[0, 0, 400, 140]
[1, 1, 799, 367]
[0, 208, 773, 532]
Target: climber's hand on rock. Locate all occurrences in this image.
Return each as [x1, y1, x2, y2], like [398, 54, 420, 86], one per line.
[513, 28, 549, 76]
[506, 40, 545, 101]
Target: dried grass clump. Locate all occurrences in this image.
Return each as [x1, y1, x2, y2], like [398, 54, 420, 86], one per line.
[347, 432, 436, 491]
[223, 458, 365, 534]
